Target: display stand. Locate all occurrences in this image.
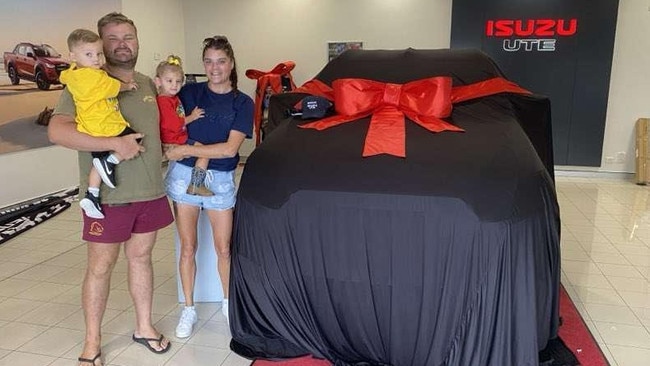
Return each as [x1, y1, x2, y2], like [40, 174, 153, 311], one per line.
[175, 209, 223, 302]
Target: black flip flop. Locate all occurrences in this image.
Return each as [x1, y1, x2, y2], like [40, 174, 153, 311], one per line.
[132, 333, 171, 354]
[78, 351, 101, 365]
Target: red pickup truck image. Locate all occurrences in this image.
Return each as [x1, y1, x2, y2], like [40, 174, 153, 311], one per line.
[3, 42, 70, 90]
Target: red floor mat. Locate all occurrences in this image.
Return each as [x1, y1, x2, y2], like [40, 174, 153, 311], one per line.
[558, 285, 610, 366]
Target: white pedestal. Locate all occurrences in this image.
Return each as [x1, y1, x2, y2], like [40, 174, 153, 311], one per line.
[175, 209, 224, 303]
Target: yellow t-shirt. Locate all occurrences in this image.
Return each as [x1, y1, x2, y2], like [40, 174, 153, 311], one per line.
[60, 64, 129, 137]
[54, 72, 165, 204]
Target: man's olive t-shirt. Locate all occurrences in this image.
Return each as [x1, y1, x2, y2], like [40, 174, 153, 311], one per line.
[54, 72, 166, 204]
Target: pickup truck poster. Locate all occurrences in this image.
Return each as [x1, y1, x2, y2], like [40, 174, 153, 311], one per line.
[0, 0, 119, 155]
[450, 0, 619, 167]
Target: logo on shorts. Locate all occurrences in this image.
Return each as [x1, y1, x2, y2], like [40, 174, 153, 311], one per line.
[88, 221, 104, 236]
[143, 95, 155, 103]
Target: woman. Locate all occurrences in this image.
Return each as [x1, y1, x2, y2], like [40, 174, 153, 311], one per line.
[164, 35, 254, 338]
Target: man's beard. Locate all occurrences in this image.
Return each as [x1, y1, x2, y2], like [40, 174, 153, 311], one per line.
[106, 48, 138, 69]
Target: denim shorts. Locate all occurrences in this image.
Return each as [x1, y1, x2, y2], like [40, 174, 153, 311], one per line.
[165, 161, 236, 210]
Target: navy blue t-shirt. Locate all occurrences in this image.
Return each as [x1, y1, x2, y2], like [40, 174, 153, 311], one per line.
[178, 82, 254, 171]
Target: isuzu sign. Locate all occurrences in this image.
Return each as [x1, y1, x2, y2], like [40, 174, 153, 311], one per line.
[485, 18, 578, 52]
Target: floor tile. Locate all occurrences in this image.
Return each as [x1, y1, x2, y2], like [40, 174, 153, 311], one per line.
[11, 250, 61, 265]
[108, 340, 177, 366]
[56, 307, 123, 331]
[187, 320, 231, 349]
[607, 276, 650, 293]
[0, 278, 40, 297]
[584, 303, 643, 325]
[589, 251, 631, 265]
[105, 289, 136, 311]
[0, 262, 32, 279]
[0, 351, 56, 366]
[49, 285, 82, 306]
[12, 264, 67, 282]
[0, 247, 30, 261]
[618, 291, 650, 309]
[42, 252, 87, 268]
[16, 302, 80, 326]
[102, 311, 165, 336]
[18, 327, 84, 357]
[221, 351, 254, 366]
[0, 322, 49, 350]
[13, 282, 75, 302]
[573, 286, 627, 306]
[564, 272, 613, 289]
[164, 343, 229, 366]
[608, 344, 650, 366]
[631, 307, 650, 328]
[597, 263, 645, 279]
[595, 322, 650, 348]
[562, 260, 602, 275]
[151, 293, 180, 316]
[0, 298, 46, 322]
[46, 266, 86, 285]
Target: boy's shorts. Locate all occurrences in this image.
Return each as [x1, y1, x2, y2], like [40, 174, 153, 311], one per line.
[91, 126, 140, 159]
[165, 161, 236, 211]
[82, 196, 173, 243]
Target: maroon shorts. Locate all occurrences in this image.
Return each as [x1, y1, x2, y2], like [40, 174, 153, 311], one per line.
[82, 196, 174, 243]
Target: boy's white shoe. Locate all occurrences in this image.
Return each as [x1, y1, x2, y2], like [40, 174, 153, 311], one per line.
[175, 306, 198, 338]
[222, 298, 229, 324]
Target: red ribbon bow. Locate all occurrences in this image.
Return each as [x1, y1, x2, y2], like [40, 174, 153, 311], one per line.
[246, 61, 297, 145]
[297, 77, 531, 157]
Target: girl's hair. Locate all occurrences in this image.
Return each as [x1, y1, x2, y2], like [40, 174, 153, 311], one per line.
[202, 35, 238, 92]
[156, 55, 184, 81]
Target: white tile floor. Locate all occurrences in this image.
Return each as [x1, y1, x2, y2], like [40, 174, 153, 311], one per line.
[0, 174, 649, 365]
[0, 202, 249, 366]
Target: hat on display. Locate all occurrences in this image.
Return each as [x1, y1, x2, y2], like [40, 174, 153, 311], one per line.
[301, 96, 333, 119]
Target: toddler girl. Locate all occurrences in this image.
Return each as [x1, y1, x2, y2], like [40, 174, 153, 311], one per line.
[156, 55, 213, 196]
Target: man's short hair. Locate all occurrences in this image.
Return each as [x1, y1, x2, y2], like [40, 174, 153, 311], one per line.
[67, 29, 101, 51]
[97, 12, 137, 37]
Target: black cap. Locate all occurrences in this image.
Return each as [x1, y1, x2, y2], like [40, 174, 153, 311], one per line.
[301, 96, 333, 119]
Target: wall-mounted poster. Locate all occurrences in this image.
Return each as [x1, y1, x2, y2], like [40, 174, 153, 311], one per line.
[0, 0, 120, 155]
[328, 41, 363, 62]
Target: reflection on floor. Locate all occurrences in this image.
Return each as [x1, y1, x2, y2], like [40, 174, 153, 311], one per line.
[0, 175, 649, 365]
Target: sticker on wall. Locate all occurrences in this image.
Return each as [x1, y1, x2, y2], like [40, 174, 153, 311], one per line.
[328, 41, 363, 62]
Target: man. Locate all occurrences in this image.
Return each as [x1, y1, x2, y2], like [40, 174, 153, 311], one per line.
[48, 12, 173, 365]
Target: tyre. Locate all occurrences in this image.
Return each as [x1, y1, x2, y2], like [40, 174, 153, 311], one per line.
[35, 69, 50, 90]
[7, 64, 20, 85]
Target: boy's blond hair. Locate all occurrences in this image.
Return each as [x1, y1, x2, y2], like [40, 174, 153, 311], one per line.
[67, 29, 100, 51]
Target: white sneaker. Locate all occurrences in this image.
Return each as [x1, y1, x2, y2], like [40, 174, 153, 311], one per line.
[175, 306, 197, 338]
[222, 299, 229, 324]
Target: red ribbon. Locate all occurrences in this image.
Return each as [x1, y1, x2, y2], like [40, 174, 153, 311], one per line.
[297, 77, 531, 157]
[246, 61, 297, 145]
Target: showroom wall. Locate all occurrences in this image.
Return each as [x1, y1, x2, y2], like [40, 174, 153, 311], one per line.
[1, 0, 648, 208]
[180, 0, 650, 177]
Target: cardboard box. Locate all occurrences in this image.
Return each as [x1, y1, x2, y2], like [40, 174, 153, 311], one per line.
[636, 118, 650, 185]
